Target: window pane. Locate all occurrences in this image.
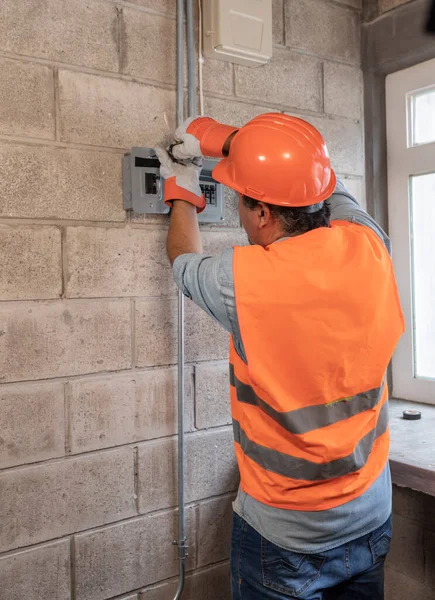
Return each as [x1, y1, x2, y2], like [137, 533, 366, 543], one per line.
[411, 88, 435, 146]
[410, 173, 435, 379]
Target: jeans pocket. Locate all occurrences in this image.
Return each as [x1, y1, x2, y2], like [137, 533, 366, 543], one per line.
[369, 516, 392, 564]
[261, 538, 326, 598]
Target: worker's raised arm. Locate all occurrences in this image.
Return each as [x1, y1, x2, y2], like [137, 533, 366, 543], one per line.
[156, 144, 237, 338]
[154, 146, 204, 264]
[329, 179, 391, 253]
[166, 201, 202, 265]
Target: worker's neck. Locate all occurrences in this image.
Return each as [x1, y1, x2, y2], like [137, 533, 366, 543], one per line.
[259, 228, 301, 247]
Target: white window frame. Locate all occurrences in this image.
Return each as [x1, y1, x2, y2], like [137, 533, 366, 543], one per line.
[386, 57, 435, 404]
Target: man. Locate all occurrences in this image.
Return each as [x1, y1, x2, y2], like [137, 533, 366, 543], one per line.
[156, 113, 404, 600]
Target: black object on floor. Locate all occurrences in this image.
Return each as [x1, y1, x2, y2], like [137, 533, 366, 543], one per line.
[402, 409, 422, 420]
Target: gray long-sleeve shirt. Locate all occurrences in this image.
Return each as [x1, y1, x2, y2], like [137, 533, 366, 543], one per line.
[172, 181, 392, 553]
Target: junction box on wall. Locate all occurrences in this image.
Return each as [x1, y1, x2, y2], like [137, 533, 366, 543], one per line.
[122, 147, 225, 223]
[202, 0, 273, 67]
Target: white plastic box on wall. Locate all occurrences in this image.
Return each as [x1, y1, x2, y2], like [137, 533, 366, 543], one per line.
[202, 0, 273, 67]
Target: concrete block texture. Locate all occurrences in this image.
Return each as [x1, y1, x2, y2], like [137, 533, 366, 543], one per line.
[0, 540, 70, 600]
[0, 58, 54, 139]
[125, 0, 175, 13]
[386, 514, 425, 582]
[0, 300, 131, 383]
[138, 428, 238, 513]
[304, 116, 364, 176]
[235, 49, 322, 111]
[135, 298, 178, 367]
[74, 508, 196, 600]
[65, 227, 176, 298]
[186, 302, 229, 360]
[201, 230, 248, 254]
[195, 362, 231, 429]
[202, 59, 234, 97]
[0, 447, 136, 553]
[139, 579, 179, 600]
[122, 10, 176, 84]
[0, 382, 65, 469]
[184, 564, 232, 600]
[339, 0, 364, 10]
[338, 0, 363, 7]
[324, 62, 363, 120]
[58, 70, 175, 149]
[135, 298, 230, 367]
[285, 0, 360, 64]
[68, 376, 136, 454]
[0, 0, 119, 72]
[140, 580, 179, 600]
[221, 187, 242, 229]
[198, 496, 234, 567]
[140, 563, 232, 600]
[68, 368, 194, 453]
[273, 0, 285, 45]
[134, 367, 195, 440]
[0, 143, 125, 222]
[380, 0, 412, 13]
[203, 96, 270, 128]
[0, 225, 62, 300]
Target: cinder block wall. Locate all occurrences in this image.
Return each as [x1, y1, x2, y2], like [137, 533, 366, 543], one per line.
[386, 486, 435, 600]
[0, 1, 364, 598]
[378, 0, 414, 13]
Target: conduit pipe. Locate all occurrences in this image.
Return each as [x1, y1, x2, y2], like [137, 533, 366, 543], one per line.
[173, 0, 197, 598]
[186, 0, 197, 117]
[173, 0, 187, 599]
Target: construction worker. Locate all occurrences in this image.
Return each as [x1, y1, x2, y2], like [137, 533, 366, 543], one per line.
[156, 113, 404, 600]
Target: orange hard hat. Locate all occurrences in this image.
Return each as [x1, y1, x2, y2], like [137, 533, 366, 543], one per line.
[212, 113, 336, 207]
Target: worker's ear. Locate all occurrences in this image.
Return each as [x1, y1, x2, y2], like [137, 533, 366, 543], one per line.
[256, 202, 272, 229]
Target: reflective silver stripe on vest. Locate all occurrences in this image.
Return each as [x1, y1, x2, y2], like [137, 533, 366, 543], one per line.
[232, 399, 389, 481]
[229, 364, 385, 435]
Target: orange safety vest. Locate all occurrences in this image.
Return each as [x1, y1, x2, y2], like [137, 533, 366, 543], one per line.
[230, 221, 404, 512]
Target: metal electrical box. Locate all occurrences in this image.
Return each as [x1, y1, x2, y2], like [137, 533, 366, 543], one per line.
[122, 147, 225, 223]
[202, 0, 273, 67]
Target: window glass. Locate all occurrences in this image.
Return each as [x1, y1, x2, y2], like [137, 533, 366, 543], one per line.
[410, 88, 435, 146]
[410, 172, 435, 378]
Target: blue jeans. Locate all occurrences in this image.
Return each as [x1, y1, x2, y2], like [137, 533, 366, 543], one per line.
[231, 512, 392, 599]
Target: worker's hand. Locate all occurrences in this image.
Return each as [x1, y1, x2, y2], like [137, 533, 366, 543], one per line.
[155, 146, 206, 213]
[171, 116, 238, 160]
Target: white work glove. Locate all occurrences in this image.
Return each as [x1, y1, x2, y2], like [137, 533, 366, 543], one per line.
[155, 146, 206, 213]
[171, 116, 239, 160]
[170, 117, 203, 161]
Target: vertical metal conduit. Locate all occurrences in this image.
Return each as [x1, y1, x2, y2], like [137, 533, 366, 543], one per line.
[173, 0, 187, 598]
[176, 0, 185, 126]
[173, 2, 197, 596]
[186, 0, 197, 117]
